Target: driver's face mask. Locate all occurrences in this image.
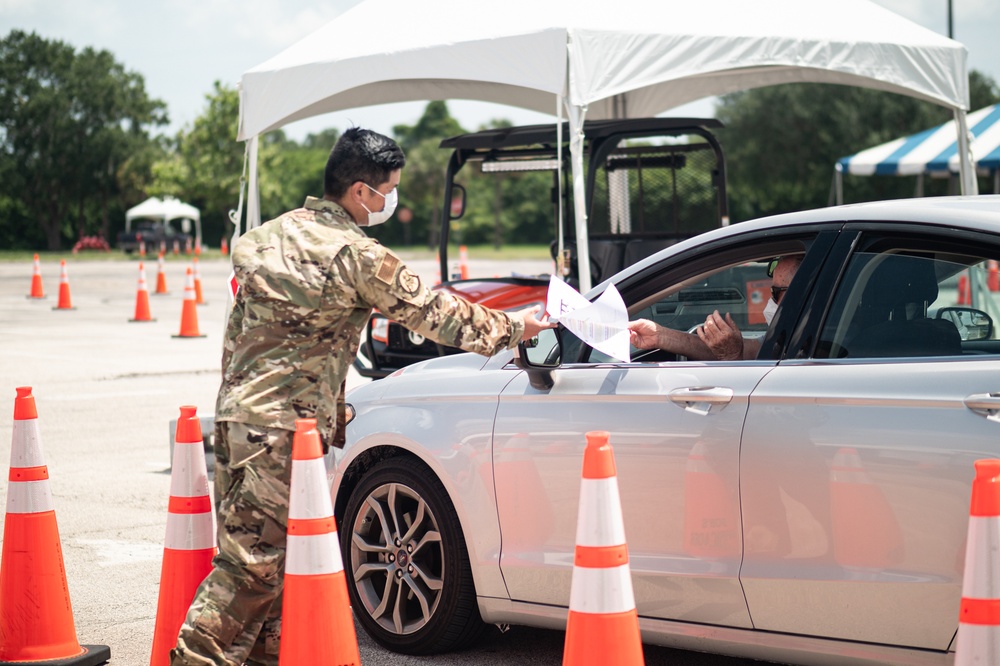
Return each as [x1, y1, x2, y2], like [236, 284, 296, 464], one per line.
[361, 183, 398, 226]
[762, 298, 779, 325]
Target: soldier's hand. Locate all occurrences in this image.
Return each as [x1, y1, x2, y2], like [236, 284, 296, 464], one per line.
[516, 305, 556, 342]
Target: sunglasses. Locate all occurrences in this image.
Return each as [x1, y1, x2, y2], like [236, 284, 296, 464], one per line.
[771, 285, 789, 303]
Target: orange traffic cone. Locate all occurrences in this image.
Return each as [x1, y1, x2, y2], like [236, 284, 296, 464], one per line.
[0, 387, 111, 665]
[172, 239, 180, 256]
[28, 253, 46, 299]
[988, 260, 999, 292]
[154, 253, 169, 295]
[279, 419, 361, 665]
[172, 268, 205, 338]
[52, 259, 76, 310]
[130, 262, 156, 322]
[958, 272, 971, 305]
[159, 240, 166, 256]
[562, 431, 644, 666]
[149, 406, 217, 666]
[139, 239, 147, 258]
[192, 257, 206, 305]
[830, 447, 903, 568]
[220, 237, 228, 256]
[459, 244, 470, 279]
[955, 459, 1000, 665]
[184, 238, 192, 256]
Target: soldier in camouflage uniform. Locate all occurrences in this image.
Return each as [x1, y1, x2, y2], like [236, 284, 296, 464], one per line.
[170, 128, 552, 666]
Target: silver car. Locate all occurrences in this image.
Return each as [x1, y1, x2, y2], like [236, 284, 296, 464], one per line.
[332, 196, 1000, 665]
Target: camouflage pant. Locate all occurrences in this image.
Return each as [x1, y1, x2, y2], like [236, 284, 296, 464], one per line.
[171, 421, 294, 666]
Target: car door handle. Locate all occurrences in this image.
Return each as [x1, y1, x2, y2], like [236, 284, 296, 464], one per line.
[668, 387, 735, 415]
[964, 393, 1000, 422]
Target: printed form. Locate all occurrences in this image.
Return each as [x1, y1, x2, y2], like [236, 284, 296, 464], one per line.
[544, 276, 631, 363]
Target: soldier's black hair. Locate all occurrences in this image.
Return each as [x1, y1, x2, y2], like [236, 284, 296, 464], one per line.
[324, 127, 406, 198]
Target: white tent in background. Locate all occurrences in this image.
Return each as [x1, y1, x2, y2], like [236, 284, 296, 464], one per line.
[125, 196, 202, 245]
[834, 105, 1000, 204]
[237, 0, 973, 291]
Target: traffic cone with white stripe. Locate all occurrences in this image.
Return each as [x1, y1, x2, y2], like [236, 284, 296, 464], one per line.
[130, 261, 156, 322]
[0, 387, 111, 665]
[192, 257, 206, 305]
[149, 406, 216, 666]
[562, 430, 644, 666]
[28, 253, 45, 299]
[172, 268, 205, 338]
[459, 244, 470, 279]
[279, 419, 360, 665]
[154, 253, 169, 295]
[52, 259, 76, 310]
[955, 459, 1000, 664]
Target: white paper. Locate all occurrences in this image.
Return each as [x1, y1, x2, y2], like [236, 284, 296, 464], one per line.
[545, 276, 631, 363]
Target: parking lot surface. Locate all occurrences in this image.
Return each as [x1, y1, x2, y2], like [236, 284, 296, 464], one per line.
[0, 256, 766, 665]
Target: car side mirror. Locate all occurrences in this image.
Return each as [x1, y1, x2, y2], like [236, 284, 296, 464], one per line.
[513, 327, 561, 390]
[936, 306, 993, 341]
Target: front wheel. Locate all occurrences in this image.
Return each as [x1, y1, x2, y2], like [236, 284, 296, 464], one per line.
[340, 457, 485, 654]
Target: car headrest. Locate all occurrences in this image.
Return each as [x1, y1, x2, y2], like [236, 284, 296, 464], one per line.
[861, 254, 939, 312]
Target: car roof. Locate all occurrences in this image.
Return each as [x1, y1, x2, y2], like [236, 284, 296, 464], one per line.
[609, 195, 1000, 289]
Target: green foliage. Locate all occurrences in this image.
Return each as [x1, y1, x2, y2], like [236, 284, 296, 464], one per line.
[0, 30, 167, 249]
[717, 71, 1000, 221]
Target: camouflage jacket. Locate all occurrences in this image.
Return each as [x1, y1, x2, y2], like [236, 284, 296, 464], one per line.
[215, 196, 524, 446]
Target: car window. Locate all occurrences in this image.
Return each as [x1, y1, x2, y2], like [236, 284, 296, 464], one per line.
[584, 258, 773, 364]
[814, 250, 1000, 359]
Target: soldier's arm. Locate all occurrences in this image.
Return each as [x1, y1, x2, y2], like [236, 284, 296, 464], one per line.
[346, 243, 525, 356]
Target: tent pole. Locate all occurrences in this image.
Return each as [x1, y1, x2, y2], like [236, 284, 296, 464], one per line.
[834, 167, 843, 205]
[556, 95, 565, 278]
[916, 173, 924, 197]
[567, 102, 591, 293]
[246, 135, 261, 230]
[994, 169, 999, 194]
[954, 109, 979, 195]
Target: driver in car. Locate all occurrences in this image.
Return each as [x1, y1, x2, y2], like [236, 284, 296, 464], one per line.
[627, 255, 802, 360]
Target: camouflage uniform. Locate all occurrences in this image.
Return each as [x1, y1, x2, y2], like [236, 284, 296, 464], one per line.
[171, 197, 523, 666]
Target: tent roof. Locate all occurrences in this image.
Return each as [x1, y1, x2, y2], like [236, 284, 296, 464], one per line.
[838, 105, 1000, 176]
[125, 196, 200, 223]
[238, 0, 969, 140]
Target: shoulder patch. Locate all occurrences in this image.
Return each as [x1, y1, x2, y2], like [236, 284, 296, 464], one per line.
[376, 252, 400, 284]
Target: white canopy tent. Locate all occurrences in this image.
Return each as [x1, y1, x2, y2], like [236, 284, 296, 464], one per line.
[237, 0, 973, 291]
[125, 196, 202, 244]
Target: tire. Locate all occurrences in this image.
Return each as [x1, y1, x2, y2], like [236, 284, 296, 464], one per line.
[340, 457, 485, 655]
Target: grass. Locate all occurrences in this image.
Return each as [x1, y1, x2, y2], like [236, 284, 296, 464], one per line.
[0, 244, 553, 262]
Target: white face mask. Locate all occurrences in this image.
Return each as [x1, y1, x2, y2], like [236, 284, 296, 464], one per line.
[762, 298, 779, 325]
[361, 183, 398, 226]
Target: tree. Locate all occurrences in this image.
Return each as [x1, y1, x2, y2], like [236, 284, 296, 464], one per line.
[0, 30, 167, 250]
[151, 83, 339, 246]
[716, 70, 1000, 221]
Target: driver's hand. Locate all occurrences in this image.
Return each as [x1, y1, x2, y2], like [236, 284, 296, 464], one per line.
[627, 319, 659, 349]
[516, 305, 556, 342]
[697, 310, 743, 360]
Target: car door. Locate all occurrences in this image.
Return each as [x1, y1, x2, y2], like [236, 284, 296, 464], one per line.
[740, 224, 1000, 650]
[492, 226, 837, 629]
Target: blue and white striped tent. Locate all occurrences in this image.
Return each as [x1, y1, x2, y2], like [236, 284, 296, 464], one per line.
[835, 105, 1000, 204]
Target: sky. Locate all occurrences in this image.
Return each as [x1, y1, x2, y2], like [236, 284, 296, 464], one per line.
[2, 0, 999, 142]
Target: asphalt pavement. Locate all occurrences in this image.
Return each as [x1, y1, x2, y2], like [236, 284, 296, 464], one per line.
[0, 254, 771, 665]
